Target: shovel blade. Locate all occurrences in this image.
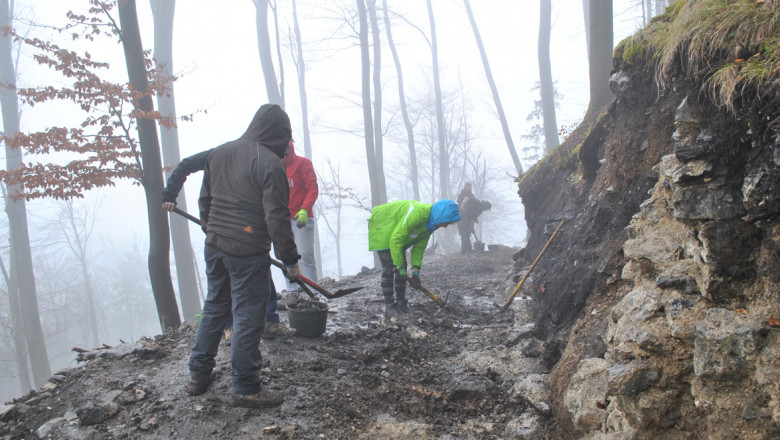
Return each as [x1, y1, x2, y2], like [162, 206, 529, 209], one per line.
[322, 286, 364, 299]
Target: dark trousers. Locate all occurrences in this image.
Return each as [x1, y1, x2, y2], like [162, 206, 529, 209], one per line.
[377, 250, 407, 305]
[266, 279, 279, 323]
[458, 221, 472, 253]
[189, 245, 270, 395]
[225, 276, 279, 328]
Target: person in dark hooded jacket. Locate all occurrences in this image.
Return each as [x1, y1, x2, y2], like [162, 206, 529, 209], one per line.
[367, 199, 461, 318]
[185, 104, 300, 408]
[162, 150, 295, 339]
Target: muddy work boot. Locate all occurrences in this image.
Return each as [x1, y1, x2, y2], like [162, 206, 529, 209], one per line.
[185, 374, 212, 396]
[263, 321, 296, 340]
[396, 299, 409, 314]
[384, 303, 402, 319]
[230, 390, 284, 408]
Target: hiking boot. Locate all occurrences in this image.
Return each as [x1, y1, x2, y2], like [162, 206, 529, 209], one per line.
[396, 299, 408, 314]
[263, 321, 296, 340]
[230, 390, 284, 408]
[223, 327, 233, 346]
[384, 303, 401, 319]
[185, 374, 212, 396]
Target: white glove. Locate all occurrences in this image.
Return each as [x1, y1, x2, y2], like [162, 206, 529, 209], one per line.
[284, 263, 301, 281]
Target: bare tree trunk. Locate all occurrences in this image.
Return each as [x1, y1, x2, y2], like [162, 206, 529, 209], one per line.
[367, 0, 387, 204]
[334, 202, 342, 277]
[290, 0, 321, 280]
[0, 254, 32, 395]
[645, 0, 653, 25]
[0, 0, 51, 388]
[463, 0, 523, 175]
[318, 160, 344, 278]
[59, 201, 100, 347]
[538, 0, 559, 152]
[655, 0, 665, 15]
[150, 0, 202, 322]
[382, 0, 420, 200]
[253, 0, 282, 106]
[357, 0, 380, 207]
[583, 0, 591, 55]
[586, 0, 614, 117]
[291, 0, 312, 164]
[270, 0, 285, 108]
[118, 0, 181, 333]
[426, 0, 449, 200]
[429, 127, 436, 203]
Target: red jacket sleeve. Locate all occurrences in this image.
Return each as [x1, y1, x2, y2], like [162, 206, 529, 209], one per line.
[300, 159, 319, 215]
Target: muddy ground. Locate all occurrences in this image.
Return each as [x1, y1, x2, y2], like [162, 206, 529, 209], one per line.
[1, 245, 546, 440]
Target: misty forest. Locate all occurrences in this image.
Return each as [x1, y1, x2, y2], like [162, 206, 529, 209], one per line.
[0, 0, 620, 401]
[2, 0, 780, 438]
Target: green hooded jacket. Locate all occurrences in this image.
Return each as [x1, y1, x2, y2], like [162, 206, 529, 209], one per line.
[367, 199, 461, 268]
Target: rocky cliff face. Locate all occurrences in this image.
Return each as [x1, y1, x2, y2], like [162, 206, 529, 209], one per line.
[513, 10, 780, 440]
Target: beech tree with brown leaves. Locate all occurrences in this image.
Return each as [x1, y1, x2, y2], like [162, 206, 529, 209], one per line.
[0, 0, 51, 390]
[0, 0, 181, 332]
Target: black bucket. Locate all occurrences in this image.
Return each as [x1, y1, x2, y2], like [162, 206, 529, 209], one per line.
[287, 301, 328, 337]
[473, 240, 485, 252]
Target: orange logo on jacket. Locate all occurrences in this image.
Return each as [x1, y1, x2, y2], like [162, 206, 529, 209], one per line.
[244, 226, 254, 234]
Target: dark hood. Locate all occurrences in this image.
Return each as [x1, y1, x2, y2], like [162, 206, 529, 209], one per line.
[239, 104, 292, 158]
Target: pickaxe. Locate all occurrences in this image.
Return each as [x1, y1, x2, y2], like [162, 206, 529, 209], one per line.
[412, 284, 449, 307]
[171, 207, 363, 300]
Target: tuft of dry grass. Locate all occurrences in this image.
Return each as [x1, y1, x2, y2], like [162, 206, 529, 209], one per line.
[636, 0, 780, 113]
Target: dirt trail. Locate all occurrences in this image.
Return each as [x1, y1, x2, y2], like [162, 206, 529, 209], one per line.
[2, 246, 537, 440]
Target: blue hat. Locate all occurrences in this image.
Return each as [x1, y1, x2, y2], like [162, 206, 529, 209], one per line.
[427, 199, 461, 231]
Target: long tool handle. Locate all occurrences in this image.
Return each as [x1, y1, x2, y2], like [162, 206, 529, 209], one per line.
[502, 219, 564, 311]
[416, 285, 446, 307]
[422, 288, 444, 306]
[171, 206, 319, 300]
[173, 206, 200, 225]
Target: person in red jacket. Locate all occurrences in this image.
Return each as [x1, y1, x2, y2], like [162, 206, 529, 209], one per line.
[281, 140, 319, 304]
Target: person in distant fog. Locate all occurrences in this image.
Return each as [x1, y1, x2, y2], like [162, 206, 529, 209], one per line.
[367, 199, 461, 319]
[458, 197, 492, 253]
[456, 182, 474, 208]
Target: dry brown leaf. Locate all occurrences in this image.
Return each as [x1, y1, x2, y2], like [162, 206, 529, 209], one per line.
[768, 317, 780, 327]
[736, 308, 748, 315]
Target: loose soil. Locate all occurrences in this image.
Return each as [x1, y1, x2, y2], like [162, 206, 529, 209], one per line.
[2, 247, 537, 440]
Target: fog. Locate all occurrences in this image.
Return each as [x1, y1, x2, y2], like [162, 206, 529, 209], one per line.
[0, 0, 646, 401]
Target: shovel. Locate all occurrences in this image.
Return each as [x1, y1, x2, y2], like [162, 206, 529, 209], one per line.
[267, 258, 363, 300]
[172, 207, 363, 300]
